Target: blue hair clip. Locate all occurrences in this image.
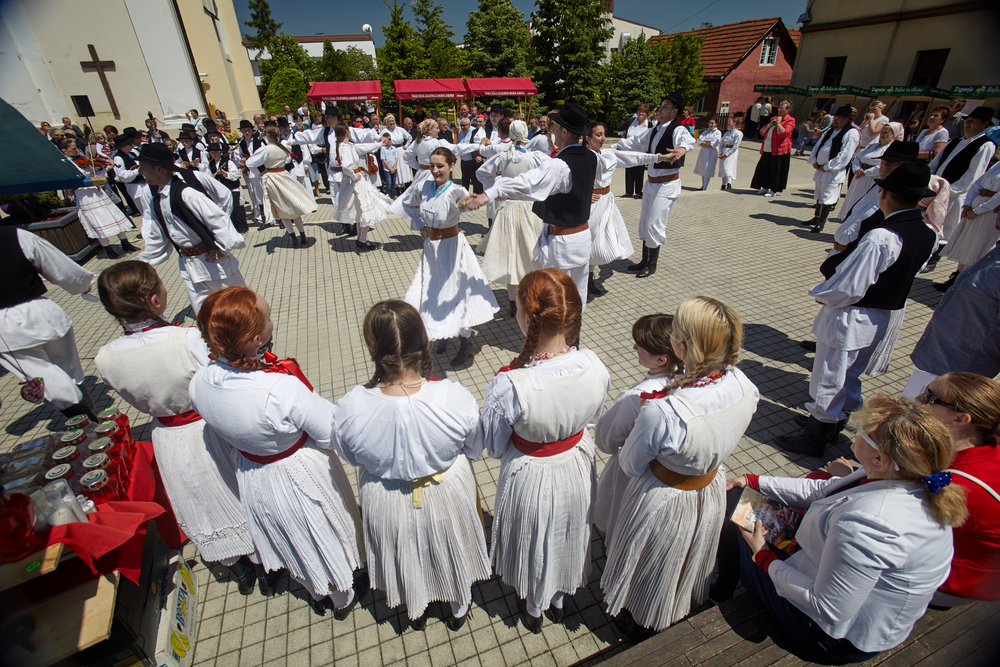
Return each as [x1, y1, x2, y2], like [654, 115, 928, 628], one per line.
[923, 471, 951, 494]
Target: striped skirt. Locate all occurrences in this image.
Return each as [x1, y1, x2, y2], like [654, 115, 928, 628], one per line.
[601, 465, 727, 631]
[358, 456, 490, 620]
[491, 436, 596, 612]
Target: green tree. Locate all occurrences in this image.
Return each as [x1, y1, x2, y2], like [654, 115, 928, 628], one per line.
[607, 36, 665, 129]
[463, 0, 531, 78]
[343, 46, 380, 82]
[243, 0, 282, 57]
[531, 0, 613, 118]
[264, 67, 308, 115]
[377, 1, 421, 109]
[411, 0, 464, 79]
[651, 33, 710, 109]
[258, 34, 316, 94]
[318, 41, 358, 82]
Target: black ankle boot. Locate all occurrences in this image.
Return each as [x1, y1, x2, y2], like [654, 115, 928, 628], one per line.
[298, 231, 310, 248]
[793, 414, 846, 443]
[289, 232, 301, 248]
[934, 270, 959, 292]
[587, 272, 604, 296]
[804, 203, 820, 227]
[811, 204, 833, 233]
[637, 246, 659, 278]
[59, 401, 99, 423]
[103, 244, 120, 259]
[255, 563, 284, 597]
[228, 556, 258, 595]
[452, 335, 474, 365]
[627, 244, 649, 272]
[120, 238, 140, 252]
[775, 415, 836, 458]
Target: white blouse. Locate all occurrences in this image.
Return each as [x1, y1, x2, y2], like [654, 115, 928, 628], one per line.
[594, 372, 675, 455]
[333, 379, 482, 480]
[398, 179, 466, 230]
[593, 148, 659, 188]
[403, 137, 479, 168]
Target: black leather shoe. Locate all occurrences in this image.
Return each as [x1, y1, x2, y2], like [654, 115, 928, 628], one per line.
[412, 612, 427, 631]
[307, 595, 330, 616]
[228, 556, 257, 596]
[799, 340, 817, 352]
[793, 414, 846, 443]
[544, 606, 564, 624]
[508, 301, 517, 318]
[452, 335, 474, 365]
[434, 339, 448, 354]
[355, 240, 380, 251]
[334, 571, 370, 621]
[289, 232, 301, 248]
[103, 245, 121, 260]
[934, 271, 959, 292]
[612, 609, 651, 639]
[775, 416, 836, 458]
[517, 599, 543, 634]
[588, 272, 604, 296]
[446, 610, 469, 632]
[347, 224, 358, 237]
[120, 238, 140, 253]
[256, 564, 284, 597]
[637, 247, 659, 278]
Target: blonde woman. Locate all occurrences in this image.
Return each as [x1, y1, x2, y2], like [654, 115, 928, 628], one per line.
[601, 297, 759, 636]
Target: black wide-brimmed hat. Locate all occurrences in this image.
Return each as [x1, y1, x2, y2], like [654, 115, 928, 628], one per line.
[968, 106, 996, 123]
[239, 119, 254, 130]
[324, 107, 341, 117]
[277, 117, 290, 127]
[551, 103, 590, 136]
[875, 140, 920, 162]
[206, 142, 225, 152]
[874, 161, 935, 198]
[122, 126, 139, 138]
[181, 123, 196, 132]
[113, 134, 133, 148]
[488, 104, 506, 115]
[203, 120, 220, 135]
[178, 131, 195, 141]
[263, 120, 277, 128]
[137, 142, 178, 170]
[834, 105, 853, 118]
[663, 91, 685, 111]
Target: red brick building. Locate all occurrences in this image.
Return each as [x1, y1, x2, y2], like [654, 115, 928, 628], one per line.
[654, 18, 799, 117]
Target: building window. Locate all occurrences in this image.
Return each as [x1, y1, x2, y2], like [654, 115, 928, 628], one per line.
[720, 102, 730, 115]
[910, 49, 949, 87]
[822, 57, 847, 86]
[759, 37, 778, 66]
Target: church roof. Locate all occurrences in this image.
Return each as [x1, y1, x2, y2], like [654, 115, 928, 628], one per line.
[241, 33, 373, 48]
[652, 17, 796, 79]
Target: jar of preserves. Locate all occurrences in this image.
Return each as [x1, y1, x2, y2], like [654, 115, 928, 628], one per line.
[97, 407, 132, 447]
[87, 437, 130, 477]
[64, 415, 95, 435]
[51, 445, 85, 474]
[43, 464, 80, 493]
[82, 454, 125, 498]
[0, 485, 44, 562]
[80, 470, 119, 505]
[93, 421, 131, 461]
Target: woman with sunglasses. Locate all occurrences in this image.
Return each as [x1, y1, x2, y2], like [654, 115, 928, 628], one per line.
[713, 394, 966, 663]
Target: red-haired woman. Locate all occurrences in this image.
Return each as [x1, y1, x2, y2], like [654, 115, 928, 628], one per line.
[474, 269, 611, 634]
[189, 287, 367, 618]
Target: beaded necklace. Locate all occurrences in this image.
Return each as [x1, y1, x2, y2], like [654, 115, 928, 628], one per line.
[526, 346, 576, 367]
[682, 370, 726, 388]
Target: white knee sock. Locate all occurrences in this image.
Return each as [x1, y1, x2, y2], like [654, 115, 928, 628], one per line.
[450, 601, 469, 618]
[702, 175, 711, 189]
[292, 217, 305, 234]
[550, 592, 565, 609]
[117, 232, 130, 241]
[329, 588, 353, 609]
[357, 225, 369, 243]
[524, 600, 542, 618]
[218, 556, 240, 567]
[282, 219, 295, 233]
[507, 285, 517, 302]
[98, 237, 110, 246]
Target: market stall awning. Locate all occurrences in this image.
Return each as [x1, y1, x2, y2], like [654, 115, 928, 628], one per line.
[950, 85, 1000, 98]
[868, 85, 951, 99]
[464, 78, 537, 97]
[0, 97, 89, 196]
[753, 84, 808, 95]
[394, 79, 466, 100]
[306, 80, 382, 102]
[805, 85, 872, 96]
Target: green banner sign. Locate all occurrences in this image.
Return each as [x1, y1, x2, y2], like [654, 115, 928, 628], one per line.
[805, 85, 871, 96]
[753, 84, 809, 95]
[867, 85, 950, 98]
[949, 85, 1000, 97]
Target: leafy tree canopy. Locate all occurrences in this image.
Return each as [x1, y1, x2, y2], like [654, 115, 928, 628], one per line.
[243, 0, 282, 56]
[607, 35, 665, 129]
[651, 33, 710, 110]
[258, 34, 315, 94]
[463, 0, 531, 79]
[264, 67, 308, 115]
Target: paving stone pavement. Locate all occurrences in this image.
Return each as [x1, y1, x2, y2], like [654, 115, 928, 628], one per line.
[0, 142, 958, 667]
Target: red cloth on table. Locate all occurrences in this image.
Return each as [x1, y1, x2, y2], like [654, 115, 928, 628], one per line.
[38, 441, 185, 585]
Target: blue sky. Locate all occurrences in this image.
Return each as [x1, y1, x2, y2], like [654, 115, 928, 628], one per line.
[233, 0, 808, 48]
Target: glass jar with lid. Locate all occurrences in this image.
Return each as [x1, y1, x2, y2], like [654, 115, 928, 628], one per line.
[80, 470, 119, 505]
[64, 414, 95, 435]
[97, 407, 132, 448]
[87, 437, 130, 476]
[93, 421, 132, 461]
[51, 445, 85, 474]
[82, 454, 125, 498]
[43, 463, 80, 493]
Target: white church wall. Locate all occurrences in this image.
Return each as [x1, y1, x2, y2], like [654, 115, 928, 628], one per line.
[0, 2, 66, 124]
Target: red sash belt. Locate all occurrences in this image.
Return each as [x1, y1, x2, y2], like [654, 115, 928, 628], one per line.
[512, 429, 584, 457]
[239, 431, 308, 464]
[157, 410, 203, 427]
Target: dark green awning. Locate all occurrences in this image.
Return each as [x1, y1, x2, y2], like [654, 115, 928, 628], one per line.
[867, 85, 951, 99]
[805, 85, 872, 96]
[949, 85, 1000, 98]
[753, 85, 808, 95]
[0, 97, 89, 196]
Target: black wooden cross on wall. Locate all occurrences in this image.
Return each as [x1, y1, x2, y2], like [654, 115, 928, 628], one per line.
[80, 44, 120, 119]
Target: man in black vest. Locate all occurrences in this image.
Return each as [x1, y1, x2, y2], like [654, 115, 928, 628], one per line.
[235, 119, 273, 228]
[465, 103, 599, 307]
[925, 105, 995, 280]
[112, 130, 149, 216]
[203, 143, 249, 233]
[806, 105, 861, 233]
[778, 162, 937, 457]
[0, 228, 99, 421]
[613, 92, 696, 278]
[135, 143, 247, 315]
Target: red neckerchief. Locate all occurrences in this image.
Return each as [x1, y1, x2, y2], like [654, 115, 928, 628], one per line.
[495, 357, 518, 376]
[261, 351, 314, 391]
[550, 148, 559, 158]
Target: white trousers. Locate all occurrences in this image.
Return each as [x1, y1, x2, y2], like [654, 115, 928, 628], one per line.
[0, 331, 85, 410]
[806, 339, 879, 423]
[245, 174, 273, 223]
[813, 180, 843, 206]
[940, 193, 966, 243]
[637, 184, 679, 248]
[533, 228, 591, 310]
[185, 271, 247, 316]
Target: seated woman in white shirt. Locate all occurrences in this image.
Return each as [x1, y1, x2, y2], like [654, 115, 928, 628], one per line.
[916, 106, 952, 162]
[714, 394, 966, 663]
[332, 300, 490, 632]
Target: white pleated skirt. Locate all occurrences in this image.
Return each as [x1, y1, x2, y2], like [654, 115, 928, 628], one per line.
[945, 212, 1000, 266]
[151, 419, 255, 563]
[264, 171, 318, 220]
[589, 193, 635, 265]
[234, 444, 365, 598]
[592, 452, 631, 545]
[477, 200, 543, 284]
[840, 173, 875, 221]
[397, 160, 414, 184]
[601, 465, 727, 631]
[491, 437, 596, 612]
[404, 233, 500, 341]
[76, 186, 133, 239]
[336, 177, 392, 228]
[358, 456, 490, 619]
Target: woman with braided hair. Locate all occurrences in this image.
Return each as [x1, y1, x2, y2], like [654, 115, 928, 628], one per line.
[188, 286, 368, 618]
[714, 394, 965, 663]
[331, 123, 392, 251]
[93, 262, 260, 593]
[474, 269, 611, 634]
[332, 300, 490, 631]
[601, 296, 759, 637]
